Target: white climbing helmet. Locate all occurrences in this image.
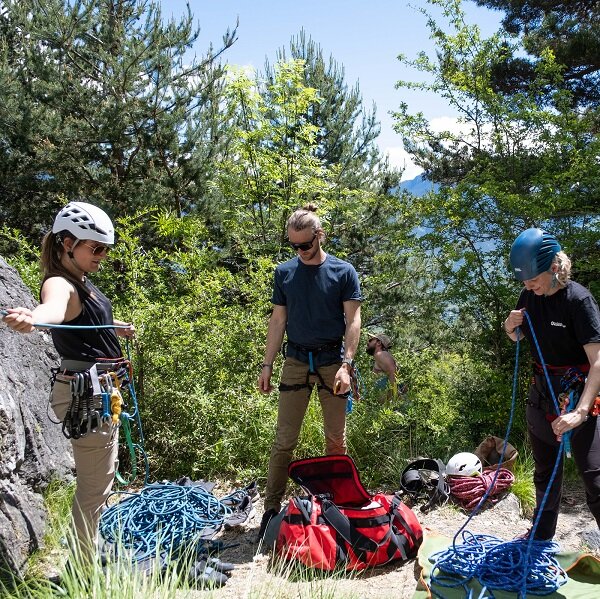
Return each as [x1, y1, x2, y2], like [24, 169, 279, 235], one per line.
[446, 452, 483, 477]
[52, 201, 114, 244]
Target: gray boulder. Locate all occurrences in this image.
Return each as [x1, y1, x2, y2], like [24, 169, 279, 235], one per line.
[0, 257, 73, 575]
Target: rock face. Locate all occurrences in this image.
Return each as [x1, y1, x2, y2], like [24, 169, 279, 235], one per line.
[0, 257, 73, 575]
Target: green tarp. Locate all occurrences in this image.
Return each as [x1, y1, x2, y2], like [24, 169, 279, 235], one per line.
[414, 530, 600, 599]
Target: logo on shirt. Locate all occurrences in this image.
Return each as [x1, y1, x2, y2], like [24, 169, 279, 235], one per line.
[551, 321, 566, 329]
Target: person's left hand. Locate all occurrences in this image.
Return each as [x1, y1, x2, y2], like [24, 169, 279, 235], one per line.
[116, 323, 135, 339]
[333, 366, 351, 395]
[552, 410, 587, 439]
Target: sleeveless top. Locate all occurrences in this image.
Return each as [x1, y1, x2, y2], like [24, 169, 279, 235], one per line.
[47, 277, 122, 361]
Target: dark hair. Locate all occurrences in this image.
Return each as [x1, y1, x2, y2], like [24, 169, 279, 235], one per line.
[39, 230, 88, 294]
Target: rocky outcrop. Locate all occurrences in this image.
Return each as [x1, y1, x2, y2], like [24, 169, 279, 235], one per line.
[0, 257, 73, 575]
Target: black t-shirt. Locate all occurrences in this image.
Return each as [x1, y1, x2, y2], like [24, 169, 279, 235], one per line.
[516, 281, 600, 367]
[48, 277, 122, 361]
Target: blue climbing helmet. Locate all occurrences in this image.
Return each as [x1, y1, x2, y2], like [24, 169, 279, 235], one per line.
[509, 228, 561, 281]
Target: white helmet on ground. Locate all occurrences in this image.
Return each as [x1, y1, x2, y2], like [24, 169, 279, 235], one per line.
[446, 452, 482, 477]
[52, 201, 114, 244]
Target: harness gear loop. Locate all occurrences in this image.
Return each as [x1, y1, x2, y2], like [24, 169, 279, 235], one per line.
[278, 365, 338, 396]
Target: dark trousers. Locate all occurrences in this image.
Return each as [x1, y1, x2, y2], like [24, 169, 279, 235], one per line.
[527, 377, 600, 539]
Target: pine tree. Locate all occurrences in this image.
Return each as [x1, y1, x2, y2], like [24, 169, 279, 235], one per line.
[0, 0, 236, 236]
[475, 0, 600, 108]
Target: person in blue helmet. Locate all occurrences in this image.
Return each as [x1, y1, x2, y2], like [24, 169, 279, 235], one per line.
[504, 228, 600, 540]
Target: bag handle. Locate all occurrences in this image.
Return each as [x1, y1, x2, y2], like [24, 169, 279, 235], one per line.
[320, 499, 379, 554]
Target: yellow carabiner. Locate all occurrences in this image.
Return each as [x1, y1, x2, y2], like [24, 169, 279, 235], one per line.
[110, 388, 123, 424]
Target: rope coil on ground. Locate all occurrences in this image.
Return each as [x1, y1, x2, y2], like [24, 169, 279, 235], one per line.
[448, 468, 515, 511]
[99, 483, 232, 562]
[431, 532, 567, 597]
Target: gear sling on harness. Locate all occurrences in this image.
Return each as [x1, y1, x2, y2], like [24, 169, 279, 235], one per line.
[51, 356, 148, 484]
[53, 359, 130, 439]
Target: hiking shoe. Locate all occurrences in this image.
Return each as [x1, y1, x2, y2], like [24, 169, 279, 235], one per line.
[205, 556, 235, 575]
[223, 494, 256, 529]
[221, 480, 260, 507]
[256, 508, 278, 542]
[243, 480, 260, 501]
[188, 559, 229, 588]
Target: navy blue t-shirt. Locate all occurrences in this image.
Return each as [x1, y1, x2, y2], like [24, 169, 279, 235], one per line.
[516, 281, 600, 367]
[272, 254, 362, 364]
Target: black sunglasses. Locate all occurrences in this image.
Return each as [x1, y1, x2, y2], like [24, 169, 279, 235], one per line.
[80, 242, 111, 256]
[288, 234, 317, 252]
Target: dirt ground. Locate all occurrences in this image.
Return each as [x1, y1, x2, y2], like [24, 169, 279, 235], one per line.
[195, 481, 599, 599]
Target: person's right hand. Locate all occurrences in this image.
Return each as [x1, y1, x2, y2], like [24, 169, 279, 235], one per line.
[2, 307, 36, 333]
[505, 309, 524, 334]
[258, 366, 274, 394]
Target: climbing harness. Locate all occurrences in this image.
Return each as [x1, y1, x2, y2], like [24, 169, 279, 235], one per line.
[51, 351, 147, 485]
[428, 311, 569, 598]
[279, 339, 360, 413]
[2, 309, 148, 485]
[401, 458, 450, 513]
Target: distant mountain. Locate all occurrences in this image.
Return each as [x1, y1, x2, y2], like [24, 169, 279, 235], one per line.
[399, 174, 439, 196]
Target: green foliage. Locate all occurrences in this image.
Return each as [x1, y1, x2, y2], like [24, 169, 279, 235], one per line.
[474, 0, 600, 109]
[393, 0, 600, 365]
[510, 446, 536, 517]
[0, 0, 236, 234]
[0, 226, 41, 293]
[1, 1, 575, 547]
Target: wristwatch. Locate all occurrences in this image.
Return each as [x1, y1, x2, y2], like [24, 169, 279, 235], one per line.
[342, 358, 354, 367]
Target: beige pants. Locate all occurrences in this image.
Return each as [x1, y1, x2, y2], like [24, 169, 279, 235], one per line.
[264, 357, 347, 513]
[52, 378, 118, 558]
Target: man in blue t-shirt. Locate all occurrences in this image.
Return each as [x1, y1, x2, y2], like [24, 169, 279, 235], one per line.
[257, 204, 362, 540]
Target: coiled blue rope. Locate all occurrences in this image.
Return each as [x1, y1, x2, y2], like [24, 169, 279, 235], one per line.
[99, 483, 233, 562]
[429, 311, 568, 598]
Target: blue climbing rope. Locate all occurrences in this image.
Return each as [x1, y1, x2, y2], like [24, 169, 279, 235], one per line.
[429, 310, 568, 599]
[99, 483, 232, 562]
[1, 308, 131, 329]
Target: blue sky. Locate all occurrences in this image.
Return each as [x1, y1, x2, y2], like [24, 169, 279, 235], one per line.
[162, 0, 503, 180]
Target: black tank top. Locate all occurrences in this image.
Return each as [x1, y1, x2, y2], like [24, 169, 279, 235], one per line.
[48, 277, 122, 361]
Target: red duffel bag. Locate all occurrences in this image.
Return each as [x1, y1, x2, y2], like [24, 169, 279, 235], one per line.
[264, 455, 423, 571]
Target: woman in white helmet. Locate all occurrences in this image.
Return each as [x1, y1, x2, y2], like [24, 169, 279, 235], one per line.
[2, 201, 134, 558]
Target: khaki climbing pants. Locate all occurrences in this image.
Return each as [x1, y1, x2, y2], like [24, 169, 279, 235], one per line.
[263, 357, 347, 513]
[51, 377, 118, 559]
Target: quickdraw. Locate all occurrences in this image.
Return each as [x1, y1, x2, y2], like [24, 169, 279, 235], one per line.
[51, 353, 148, 485]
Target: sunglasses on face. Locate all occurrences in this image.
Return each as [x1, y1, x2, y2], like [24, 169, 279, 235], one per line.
[288, 234, 317, 252]
[80, 242, 111, 256]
